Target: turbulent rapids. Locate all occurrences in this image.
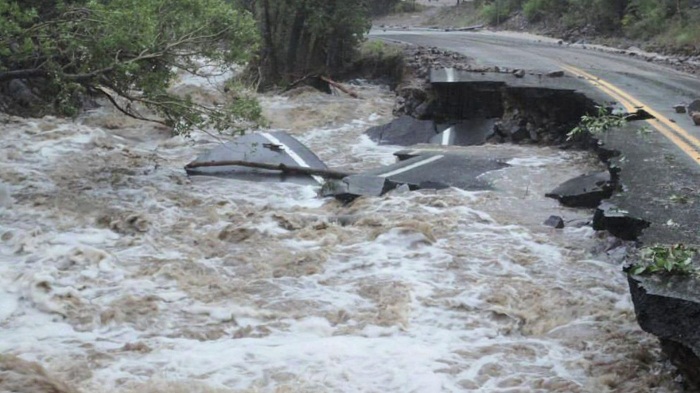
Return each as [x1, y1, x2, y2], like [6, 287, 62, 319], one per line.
[0, 75, 681, 392]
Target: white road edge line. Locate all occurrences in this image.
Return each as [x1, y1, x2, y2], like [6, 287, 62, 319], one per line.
[378, 155, 444, 178]
[260, 132, 325, 184]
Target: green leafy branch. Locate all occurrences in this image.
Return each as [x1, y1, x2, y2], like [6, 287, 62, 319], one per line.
[630, 244, 697, 276]
[567, 106, 627, 140]
[0, 0, 262, 135]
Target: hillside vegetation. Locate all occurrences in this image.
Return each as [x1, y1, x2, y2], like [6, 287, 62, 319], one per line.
[444, 0, 700, 55]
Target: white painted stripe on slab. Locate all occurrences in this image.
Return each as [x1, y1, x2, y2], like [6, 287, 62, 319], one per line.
[378, 155, 444, 178]
[260, 132, 325, 184]
[441, 127, 453, 146]
[446, 68, 456, 83]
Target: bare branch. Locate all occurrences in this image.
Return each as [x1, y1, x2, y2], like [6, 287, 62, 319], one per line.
[185, 160, 352, 179]
[94, 87, 168, 126]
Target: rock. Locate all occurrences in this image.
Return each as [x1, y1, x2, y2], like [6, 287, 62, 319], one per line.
[365, 115, 437, 146]
[546, 70, 565, 78]
[393, 85, 430, 118]
[627, 273, 700, 391]
[413, 100, 435, 119]
[513, 69, 525, 78]
[688, 99, 700, 114]
[545, 171, 614, 208]
[510, 125, 530, 142]
[544, 215, 565, 229]
[494, 119, 532, 143]
[691, 111, 700, 126]
[592, 202, 650, 240]
[624, 108, 654, 121]
[673, 104, 687, 114]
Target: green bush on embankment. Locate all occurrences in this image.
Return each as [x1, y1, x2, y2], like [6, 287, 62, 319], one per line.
[433, 0, 700, 55]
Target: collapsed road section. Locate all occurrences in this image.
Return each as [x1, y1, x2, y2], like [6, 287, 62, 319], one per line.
[185, 65, 700, 389]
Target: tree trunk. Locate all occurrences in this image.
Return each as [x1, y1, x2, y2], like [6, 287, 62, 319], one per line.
[286, 9, 306, 75]
[261, 0, 279, 79]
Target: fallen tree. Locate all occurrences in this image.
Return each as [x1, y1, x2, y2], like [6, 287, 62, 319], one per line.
[0, 0, 262, 135]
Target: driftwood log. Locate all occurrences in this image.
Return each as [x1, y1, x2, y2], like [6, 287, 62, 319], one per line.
[320, 76, 359, 98]
[184, 160, 352, 179]
[283, 74, 358, 99]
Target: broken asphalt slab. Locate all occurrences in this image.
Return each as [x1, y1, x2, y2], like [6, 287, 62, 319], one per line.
[365, 115, 438, 145]
[323, 151, 508, 200]
[592, 201, 650, 241]
[545, 171, 614, 208]
[366, 116, 498, 147]
[185, 131, 329, 185]
[627, 272, 700, 390]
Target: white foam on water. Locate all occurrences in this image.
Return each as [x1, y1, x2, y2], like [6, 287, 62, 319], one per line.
[0, 81, 680, 393]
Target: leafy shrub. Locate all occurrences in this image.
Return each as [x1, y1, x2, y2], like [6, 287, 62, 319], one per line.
[631, 244, 697, 275]
[522, 0, 560, 22]
[651, 9, 700, 53]
[481, 2, 511, 25]
[393, 1, 427, 13]
[359, 40, 403, 60]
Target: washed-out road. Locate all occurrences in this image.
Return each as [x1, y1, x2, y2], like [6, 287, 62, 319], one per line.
[373, 28, 700, 246]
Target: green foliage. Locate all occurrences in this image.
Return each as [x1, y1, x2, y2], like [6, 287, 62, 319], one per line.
[522, 0, 564, 22]
[473, 0, 700, 53]
[359, 40, 403, 59]
[426, 1, 483, 28]
[523, 0, 544, 21]
[369, 0, 402, 16]
[0, 0, 261, 135]
[480, 0, 513, 25]
[352, 40, 404, 84]
[631, 244, 697, 275]
[241, 0, 371, 86]
[646, 8, 700, 54]
[567, 106, 626, 140]
[393, 1, 427, 14]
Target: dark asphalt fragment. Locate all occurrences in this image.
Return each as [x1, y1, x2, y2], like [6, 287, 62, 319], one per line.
[545, 171, 613, 208]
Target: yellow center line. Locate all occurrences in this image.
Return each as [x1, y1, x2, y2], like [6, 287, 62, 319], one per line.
[561, 64, 700, 165]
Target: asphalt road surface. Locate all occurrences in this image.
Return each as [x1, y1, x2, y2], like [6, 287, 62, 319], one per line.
[373, 28, 700, 246]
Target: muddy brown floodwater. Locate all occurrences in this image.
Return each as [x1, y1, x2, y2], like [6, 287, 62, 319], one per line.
[0, 75, 681, 392]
